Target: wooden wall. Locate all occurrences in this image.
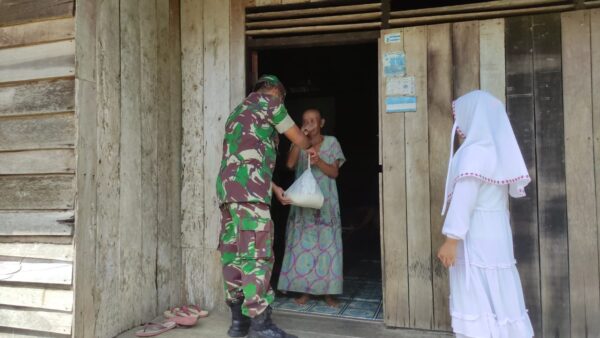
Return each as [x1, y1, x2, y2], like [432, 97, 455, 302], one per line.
[180, 0, 246, 312]
[73, 0, 183, 337]
[0, 1, 76, 337]
[379, 10, 600, 338]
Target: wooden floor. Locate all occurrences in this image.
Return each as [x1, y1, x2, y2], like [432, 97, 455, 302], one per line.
[118, 311, 453, 338]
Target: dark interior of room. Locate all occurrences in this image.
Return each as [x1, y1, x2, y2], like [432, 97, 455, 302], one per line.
[257, 43, 381, 289]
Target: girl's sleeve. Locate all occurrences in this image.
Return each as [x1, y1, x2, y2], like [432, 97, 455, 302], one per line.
[331, 137, 346, 167]
[442, 178, 481, 240]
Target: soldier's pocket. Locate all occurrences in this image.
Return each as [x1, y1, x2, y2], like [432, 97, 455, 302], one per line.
[239, 230, 273, 259]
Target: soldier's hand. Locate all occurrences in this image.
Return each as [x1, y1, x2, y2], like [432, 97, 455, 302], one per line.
[273, 185, 292, 205]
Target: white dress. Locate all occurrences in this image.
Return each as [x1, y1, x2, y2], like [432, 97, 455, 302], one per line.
[443, 178, 534, 338]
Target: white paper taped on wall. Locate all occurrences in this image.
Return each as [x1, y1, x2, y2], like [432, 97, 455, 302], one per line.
[385, 96, 417, 113]
[386, 76, 416, 96]
[384, 32, 402, 44]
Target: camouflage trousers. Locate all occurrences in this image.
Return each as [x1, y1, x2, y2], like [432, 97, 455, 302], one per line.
[218, 202, 275, 318]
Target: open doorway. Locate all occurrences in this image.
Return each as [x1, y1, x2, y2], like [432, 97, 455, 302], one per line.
[255, 43, 382, 321]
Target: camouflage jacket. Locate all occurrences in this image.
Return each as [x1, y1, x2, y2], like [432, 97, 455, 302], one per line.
[217, 92, 295, 205]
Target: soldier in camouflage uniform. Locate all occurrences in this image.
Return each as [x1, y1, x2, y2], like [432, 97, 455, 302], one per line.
[217, 75, 315, 338]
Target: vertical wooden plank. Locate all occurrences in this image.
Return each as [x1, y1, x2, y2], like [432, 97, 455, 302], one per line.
[202, 0, 230, 309]
[404, 26, 432, 330]
[95, 0, 122, 336]
[479, 18, 506, 104]
[74, 78, 97, 338]
[452, 21, 479, 98]
[380, 28, 409, 328]
[505, 16, 542, 336]
[532, 13, 570, 338]
[230, 0, 246, 110]
[592, 13, 600, 336]
[562, 10, 600, 338]
[73, 1, 97, 336]
[140, 0, 159, 318]
[180, 0, 206, 307]
[427, 23, 453, 332]
[168, 0, 183, 310]
[119, 0, 143, 329]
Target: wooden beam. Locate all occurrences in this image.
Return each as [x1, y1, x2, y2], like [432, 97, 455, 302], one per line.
[0, 40, 75, 84]
[0, 79, 74, 118]
[0, 113, 75, 152]
[0, 175, 74, 210]
[0, 211, 73, 236]
[389, 5, 573, 27]
[0, 242, 72, 261]
[0, 17, 74, 49]
[247, 22, 381, 36]
[0, 257, 72, 285]
[390, 0, 567, 18]
[246, 3, 381, 20]
[247, 30, 379, 49]
[246, 12, 380, 29]
[0, 306, 72, 335]
[0, 285, 72, 312]
[0, 0, 74, 27]
[0, 149, 75, 175]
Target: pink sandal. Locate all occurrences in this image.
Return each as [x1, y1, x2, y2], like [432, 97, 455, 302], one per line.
[183, 304, 209, 318]
[135, 321, 176, 337]
[163, 308, 198, 326]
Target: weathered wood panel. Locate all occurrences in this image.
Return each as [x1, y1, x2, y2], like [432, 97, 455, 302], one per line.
[0, 79, 74, 117]
[0, 211, 73, 236]
[198, 0, 230, 309]
[592, 11, 600, 337]
[505, 16, 542, 336]
[452, 21, 479, 98]
[141, 0, 160, 320]
[0, 113, 75, 151]
[427, 23, 453, 332]
[562, 10, 600, 338]
[0, 40, 75, 83]
[181, 0, 208, 309]
[0, 175, 74, 210]
[119, 0, 144, 328]
[94, 0, 122, 336]
[0, 306, 72, 335]
[0, 285, 72, 311]
[479, 18, 505, 103]
[256, 0, 281, 5]
[0, 149, 74, 175]
[0, 17, 74, 49]
[404, 26, 432, 330]
[532, 13, 570, 338]
[0, 257, 72, 285]
[231, 0, 246, 109]
[0, 242, 72, 261]
[167, 0, 183, 310]
[380, 28, 409, 328]
[73, 78, 96, 338]
[0, 0, 74, 27]
[74, 0, 96, 82]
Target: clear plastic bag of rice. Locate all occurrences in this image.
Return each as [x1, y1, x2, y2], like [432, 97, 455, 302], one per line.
[285, 160, 324, 209]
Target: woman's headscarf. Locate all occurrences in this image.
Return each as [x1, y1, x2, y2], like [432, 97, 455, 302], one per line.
[441, 90, 530, 215]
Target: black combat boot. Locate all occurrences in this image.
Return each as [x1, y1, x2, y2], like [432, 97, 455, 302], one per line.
[248, 306, 298, 338]
[227, 297, 251, 337]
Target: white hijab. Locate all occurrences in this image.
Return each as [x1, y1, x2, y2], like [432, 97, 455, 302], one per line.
[441, 90, 530, 215]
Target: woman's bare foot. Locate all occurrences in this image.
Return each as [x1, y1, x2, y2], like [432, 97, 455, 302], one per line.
[294, 294, 310, 305]
[324, 295, 339, 308]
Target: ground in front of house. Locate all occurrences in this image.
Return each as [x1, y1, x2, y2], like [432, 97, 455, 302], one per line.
[118, 310, 453, 338]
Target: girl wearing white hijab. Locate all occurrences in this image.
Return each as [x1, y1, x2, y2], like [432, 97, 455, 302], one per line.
[437, 90, 534, 338]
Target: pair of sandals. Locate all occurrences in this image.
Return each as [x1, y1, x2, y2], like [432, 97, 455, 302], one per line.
[135, 305, 209, 337]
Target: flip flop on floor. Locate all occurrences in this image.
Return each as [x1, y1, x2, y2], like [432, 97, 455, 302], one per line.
[164, 307, 195, 318]
[167, 313, 198, 327]
[135, 321, 176, 337]
[183, 304, 209, 318]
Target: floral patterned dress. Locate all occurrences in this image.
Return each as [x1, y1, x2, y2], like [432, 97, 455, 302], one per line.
[277, 136, 346, 295]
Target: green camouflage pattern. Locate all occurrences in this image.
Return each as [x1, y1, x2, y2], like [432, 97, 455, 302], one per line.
[219, 202, 275, 317]
[216, 92, 293, 206]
